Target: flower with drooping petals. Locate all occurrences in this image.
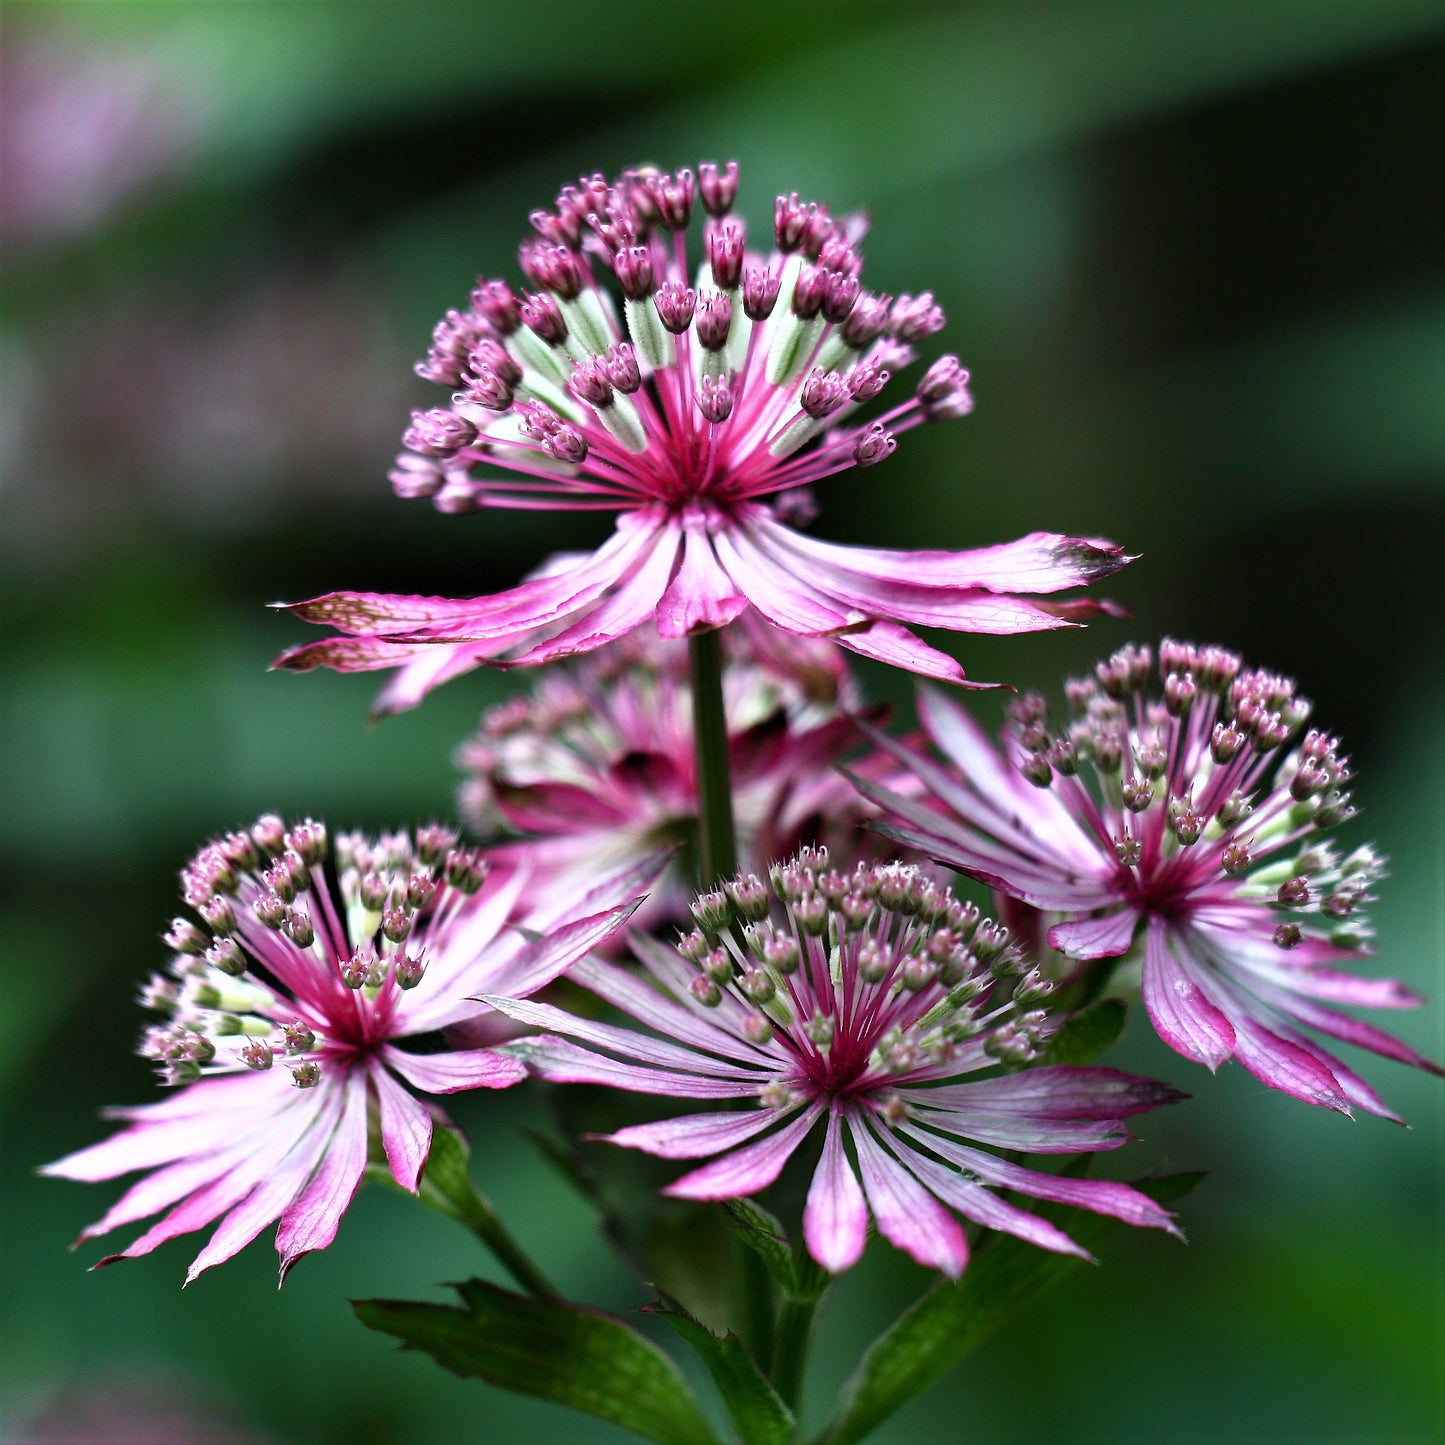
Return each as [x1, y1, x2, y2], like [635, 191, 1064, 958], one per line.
[274, 159, 1129, 701]
[458, 621, 896, 931]
[854, 642, 1443, 1119]
[487, 851, 1183, 1277]
[43, 816, 654, 1284]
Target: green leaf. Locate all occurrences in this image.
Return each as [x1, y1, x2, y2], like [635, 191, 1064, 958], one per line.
[1043, 998, 1129, 1065]
[354, 1279, 720, 1445]
[812, 1173, 1204, 1445]
[723, 1198, 829, 1303]
[649, 1293, 795, 1445]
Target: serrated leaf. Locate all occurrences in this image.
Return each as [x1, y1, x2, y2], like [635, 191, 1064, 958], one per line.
[812, 1173, 1204, 1445]
[355, 1278, 720, 1445]
[649, 1293, 795, 1445]
[1043, 998, 1129, 1065]
[721, 1198, 808, 1298]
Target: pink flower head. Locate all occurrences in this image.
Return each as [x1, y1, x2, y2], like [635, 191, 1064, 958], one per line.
[855, 642, 1443, 1120]
[487, 851, 1183, 1278]
[274, 159, 1130, 703]
[458, 621, 892, 931]
[43, 815, 653, 1284]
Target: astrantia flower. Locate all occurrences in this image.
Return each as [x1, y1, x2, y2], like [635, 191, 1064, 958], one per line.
[459, 621, 892, 930]
[275, 159, 1129, 700]
[855, 643, 1443, 1119]
[487, 852, 1182, 1278]
[43, 816, 651, 1283]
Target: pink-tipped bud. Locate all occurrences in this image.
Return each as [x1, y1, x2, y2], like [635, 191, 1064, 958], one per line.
[742, 263, 781, 321]
[699, 160, 739, 216]
[472, 278, 521, 334]
[240, 1041, 275, 1071]
[568, 358, 615, 409]
[853, 423, 896, 467]
[842, 291, 892, 349]
[791, 263, 828, 320]
[603, 342, 642, 394]
[519, 290, 568, 346]
[698, 374, 735, 424]
[822, 270, 860, 324]
[799, 368, 849, 420]
[165, 917, 209, 955]
[694, 292, 732, 351]
[393, 953, 427, 989]
[916, 355, 973, 419]
[612, 245, 655, 301]
[519, 241, 584, 300]
[389, 452, 447, 500]
[648, 168, 695, 231]
[653, 281, 696, 334]
[891, 292, 946, 341]
[847, 360, 889, 402]
[458, 365, 514, 412]
[706, 220, 745, 289]
[403, 407, 478, 459]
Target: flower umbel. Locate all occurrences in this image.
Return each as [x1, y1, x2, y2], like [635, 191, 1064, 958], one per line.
[856, 642, 1443, 1119]
[488, 851, 1182, 1278]
[43, 816, 649, 1283]
[459, 621, 889, 930]
[275, 159, 1129, 701]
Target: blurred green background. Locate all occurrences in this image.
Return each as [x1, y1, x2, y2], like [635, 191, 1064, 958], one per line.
[3, 2, 1442, 1441]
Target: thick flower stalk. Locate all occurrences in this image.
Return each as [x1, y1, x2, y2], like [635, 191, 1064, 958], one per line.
[44, 816, 650, 1283]
[275, 159, 1129, 702]
[487, 851, 1182, 1278]
[458, 622, 895, 929]
[854, 642, 1443, 1119]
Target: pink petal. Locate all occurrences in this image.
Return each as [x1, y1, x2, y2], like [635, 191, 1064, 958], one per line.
[710, 524, 854, 634]
[275, 1074, 369, 1282]
[900, 1146, 1091, 1259]
[183, 1117, 337, 1284]
[574, 949, 773, 1066]
[919, 1066, 1183, 1119]
[1244, 978, 1442, 1073]
[371, 1060, 434, 1191]
[906, 1108, 1129, 1153]
[752, 518, 1128, 594]
[663, 1103, 823, 1200]
[1048, 910, 1141, 960]
[1225, 1011, 1351, 1114]
[372, 641, 500, 716]
[901, 1125, 1179, 1235]
[96, 1084, 335, 1270]
[481, 996, 760, 1079]
[803, 1109, 868, 1274]
[851, 1120, 969, 1277]
[73, 1091, 317, 1245]
[836, 621, 974, 683]
[604, 1107, 783, 1160]
[481, 898, 645, 1000]
[1142, 920, 1236, 1070]
[507, 521, 680, 665]
[503, 1035, 761, 1098]
[382, 1046, 524, 1095]
[654, 513, 750, 637]
[44, 1075, 275, 1182]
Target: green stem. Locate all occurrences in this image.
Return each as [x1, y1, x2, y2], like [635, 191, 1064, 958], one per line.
[689, 628, 738, 885]
[415, 1159, 560, 1299]
[769, 1295, 818, 1412]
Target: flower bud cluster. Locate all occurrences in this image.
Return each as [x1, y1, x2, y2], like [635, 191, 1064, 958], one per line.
[1009, 640, 1378, 952]
[388, 160, 975, 522]
[455, 624, 873, 932]
[140, 816, 483, 1087]
[672, 850, 1050, 1108]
